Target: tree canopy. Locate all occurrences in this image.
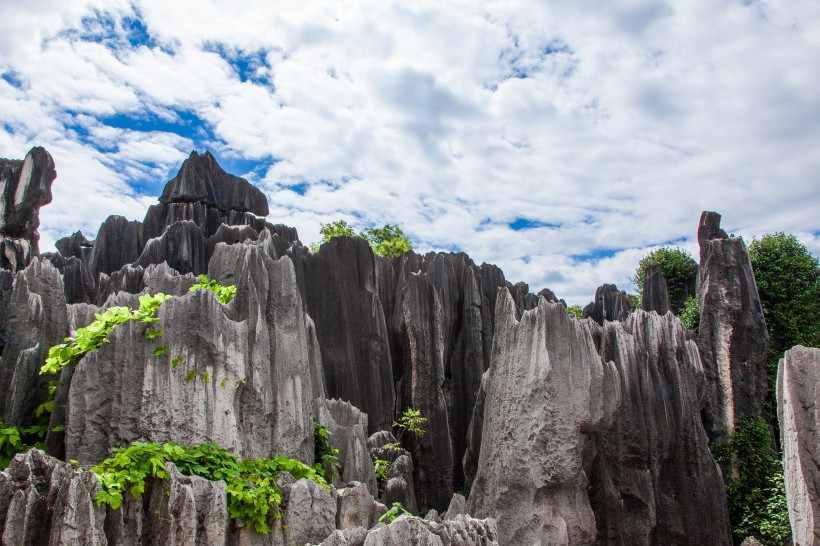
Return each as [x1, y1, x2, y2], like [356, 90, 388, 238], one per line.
[633, 246, 697, 312]
[310, 220, 413, 258]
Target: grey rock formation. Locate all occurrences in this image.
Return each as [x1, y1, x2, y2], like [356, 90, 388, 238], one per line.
[282, 478, 336, 545]
[67, 244, 316, 464]
[444, 493, 467, 521]
[336, 482, 386, 531]
[315, 398, 377, 495]
[292, 236, 395, 433]
[0, 147, 56, 273]
[137, 220, 208, 275]
[583, 283, 635, 325]
[467, 289, 620, 545]
[423, 514, 499, 546]
[363, 515, 444, 545]
[589, 312, 732, 545]
[55, 230, 92, 261]
[697, 211, 768, 438]
[641, 265, 670, 315]
[777, 346, 820, 546]
[0, 258, 68, 429]
[88, 215, 144, 279]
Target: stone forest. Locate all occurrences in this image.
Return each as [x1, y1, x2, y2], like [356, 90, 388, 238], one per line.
[0, 146, 817, 546]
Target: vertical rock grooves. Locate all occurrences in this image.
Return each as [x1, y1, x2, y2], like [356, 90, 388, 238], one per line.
[467, 289, 620, 544]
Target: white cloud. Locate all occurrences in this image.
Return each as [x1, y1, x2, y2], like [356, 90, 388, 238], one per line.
[1, 0, 819, 305]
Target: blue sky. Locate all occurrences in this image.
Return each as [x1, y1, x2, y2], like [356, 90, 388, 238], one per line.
[1, 0, 819, 304]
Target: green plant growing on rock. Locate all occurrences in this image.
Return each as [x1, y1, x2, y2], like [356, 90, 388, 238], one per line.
[92, 440, 328, 534]
[633, 246, 697, 312]
[678, 295, 700, 332]
[378, 501, 411, 523]
[189, 274, 237, 304]
[313, 418, 340, 480]
[383, 407, 427, 451]
[566, 305, 584, 319]
[373, 457, 389, 495]
[712, 414, 790, 545]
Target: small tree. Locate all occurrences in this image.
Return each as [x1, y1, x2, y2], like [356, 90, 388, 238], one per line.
[310, 220, 413, 258]
[633, 247, 697, 312]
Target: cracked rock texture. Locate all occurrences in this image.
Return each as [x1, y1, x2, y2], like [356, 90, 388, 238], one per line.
[583, 283, 634, 325]
[778, 346, 820, 546]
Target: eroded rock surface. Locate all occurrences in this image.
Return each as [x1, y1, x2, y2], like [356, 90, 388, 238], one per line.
[583, 283, 634, 325]
[0, 147, 57, 273]
[467, 289, 620, 545]
[316, 398, 377, 495]
[778, 346, 820, 546]
[697, 211, 768, 438]
[589, 312, 732, 545]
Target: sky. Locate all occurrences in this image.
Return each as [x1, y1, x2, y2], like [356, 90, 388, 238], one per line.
[1, 0, 819, 305]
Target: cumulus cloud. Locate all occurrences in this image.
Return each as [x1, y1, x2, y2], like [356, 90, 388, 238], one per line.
[1, 0, 818, 304]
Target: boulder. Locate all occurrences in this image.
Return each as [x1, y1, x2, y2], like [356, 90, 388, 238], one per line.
[777, 346, 820, 546]
[363, 515, 444, 546]
[336, 481, 386, 531]
[467, 289, 620, 545]
[697, 211, 768, 438]
[281, 478, 336, 545]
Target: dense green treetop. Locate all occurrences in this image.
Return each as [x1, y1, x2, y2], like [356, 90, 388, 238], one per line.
[309, 220, 413, 258]
[633, 246, 697, 312]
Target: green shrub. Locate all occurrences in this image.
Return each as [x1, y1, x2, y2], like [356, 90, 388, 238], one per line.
[633, 247, 697, 311]
[313, 418, 340, 480]
[712, 415, 790, 545]
[189, 274, 237, 304]
[379, 502, 411, 523]
[678, 296, 700, 332]
[566, 305, 584, 319]
[92, 441, 328, 534]
[373, 458, 389, 495]
[309, 220, 413, 258]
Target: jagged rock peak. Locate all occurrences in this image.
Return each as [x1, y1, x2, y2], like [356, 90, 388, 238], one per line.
[160, 150, 269, 216]
[0, 146, 57, 272]
[583, 283, 634, 325]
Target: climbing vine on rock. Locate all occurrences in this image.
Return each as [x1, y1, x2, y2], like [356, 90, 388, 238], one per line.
[92, 441, 328, 534]
[313, 418, 340, 480]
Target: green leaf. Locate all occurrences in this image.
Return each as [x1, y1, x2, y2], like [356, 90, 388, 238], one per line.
[184, 369, 196, 383]
[153, 345, 169, 357]
[171, 355, 184, 369]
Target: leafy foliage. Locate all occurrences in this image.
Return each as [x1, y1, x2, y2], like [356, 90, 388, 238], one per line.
[373, 458, 389, 495]
[189, 274, 237, 304]
[633, 247, 697, 312]
[0, 418, 50, 470]
[313, 418, 340, 480]
[361, 224, 413, 258]
[40, 293, 172, 376]
[566, 305, 584, 319]
[378, 502, 411, 523]
[92, 441, 328, 534]
[309, 220, 413, 258]
[712, 415, 791, 545]
[382, 407, 427, 451]
[678, 296, 700, 332]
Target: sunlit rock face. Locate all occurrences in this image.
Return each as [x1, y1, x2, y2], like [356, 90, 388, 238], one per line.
[697, 211, 768, 439]
[778, 346, 820, 546]
[467, 290, 620, 545]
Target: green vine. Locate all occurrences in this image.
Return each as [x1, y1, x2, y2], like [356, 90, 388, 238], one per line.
[92, 441, 328, 534]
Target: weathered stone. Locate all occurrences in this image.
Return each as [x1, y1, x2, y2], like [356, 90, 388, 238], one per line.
[697, 211, 768, 438]
[336, 481, 384, 531]
[641, 265, 670, 315]
[467, 289, 620, 545]
[0, 147, 56, 272]
[292, 236, 395, 433]
[422, 514, 499, 546]
[55, 230, 92, 261]
[777, 346, 820, 546]
[88, 215, 144, 279]
[444, 493, 467, 521]
[461, 369, 488, 494]
[588, 312, 732, 545]
[363, 515, 444, 546]
[281, 478, 336, 546]
[137, 220, 208, 275]
[583, 283, 635, 325]
[67, 246, 315, 464]
[0, 258, 68, 428]
[315, 398, 377, 495]
[740, 537, 764, 546]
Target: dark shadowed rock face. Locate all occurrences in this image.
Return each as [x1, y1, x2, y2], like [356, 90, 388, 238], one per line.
[583, 283, 635, 325]
[467, 289, 620, 545]
[777, 346, 820, 546]
[0, 147, 57, 273]
[160, 151, 269, 216]
[589, 312, 732, 546]
[641, 265, 670, 315]
[697, 211, 768, 439]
